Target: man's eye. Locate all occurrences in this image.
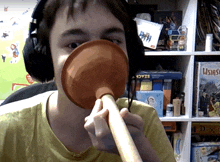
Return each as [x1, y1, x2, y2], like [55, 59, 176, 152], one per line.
[68, 43, 80, 49]
[104, 38, 121, 45]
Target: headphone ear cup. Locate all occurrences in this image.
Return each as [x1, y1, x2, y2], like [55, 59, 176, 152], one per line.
[23, 36, 54, 83]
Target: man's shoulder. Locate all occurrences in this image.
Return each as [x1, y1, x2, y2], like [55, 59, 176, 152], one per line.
[0, 91, 55, 117]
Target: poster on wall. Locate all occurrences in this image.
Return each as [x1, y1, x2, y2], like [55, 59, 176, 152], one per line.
[0, 1, 37, 100]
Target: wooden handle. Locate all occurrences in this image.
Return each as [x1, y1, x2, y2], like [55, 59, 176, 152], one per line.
[101, 94, 143, 162]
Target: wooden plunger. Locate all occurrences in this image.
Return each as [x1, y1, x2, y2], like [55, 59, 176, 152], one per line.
[61, 40, 142, 162]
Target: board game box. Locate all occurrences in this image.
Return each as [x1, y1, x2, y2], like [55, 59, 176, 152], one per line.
[193, 62, 220, 117]
[136, 70, 182, 80]
[136, 90, 163, 117]
[191, 142, 220, 162]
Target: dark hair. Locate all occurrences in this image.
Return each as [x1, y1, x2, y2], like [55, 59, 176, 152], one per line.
[38, 0, 131, 46]
[37, 0, 142, 76]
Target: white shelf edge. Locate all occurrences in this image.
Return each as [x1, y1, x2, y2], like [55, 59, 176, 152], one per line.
[193, 51, 220, 55]
[191, 117, 220, 122]
[159, 115, 190, 122]
[160, 116, 220, 122]
[144, 51, 192, 56]
[144, 51, 220, 56]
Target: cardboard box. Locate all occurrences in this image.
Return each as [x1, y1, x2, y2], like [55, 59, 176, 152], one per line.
[192, 123, 220, 135]
[191, 142, 220, 162]
[136, 91, 163, 117]
[162, 122, 176, 132]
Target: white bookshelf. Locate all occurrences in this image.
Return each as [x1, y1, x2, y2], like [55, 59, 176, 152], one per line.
[129, 0, 220, 161]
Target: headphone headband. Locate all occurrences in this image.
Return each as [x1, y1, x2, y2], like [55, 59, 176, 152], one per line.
[32, 0, 47, 20]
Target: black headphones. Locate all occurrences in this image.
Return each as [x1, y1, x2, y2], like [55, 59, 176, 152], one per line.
[23, 0, 145, 83]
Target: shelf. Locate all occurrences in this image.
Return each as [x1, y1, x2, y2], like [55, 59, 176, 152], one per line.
[145, 51, 220, 56]
[131, 0, 219, 161]
[191, 117, 220, 122]
[159, 115, 190, 122]
[160, 117, 220, 122]
[144, 51, 192, 56]
[193, 51, 220, 55]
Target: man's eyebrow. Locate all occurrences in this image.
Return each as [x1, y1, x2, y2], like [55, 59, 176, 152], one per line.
[61, 29, 86, 37]
[103, 27, 125, 35]
[60, 27, 124, 38]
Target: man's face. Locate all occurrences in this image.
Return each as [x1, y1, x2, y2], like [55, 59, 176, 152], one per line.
[49, 2, 127, 97]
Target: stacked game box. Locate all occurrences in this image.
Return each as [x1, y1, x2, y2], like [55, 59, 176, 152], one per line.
[191, 142, 220, 162]
[193, 62, 220, 117]
[135, 70, 182, 117]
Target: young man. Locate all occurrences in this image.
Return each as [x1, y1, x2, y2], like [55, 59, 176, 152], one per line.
[0, 0, 175, 161]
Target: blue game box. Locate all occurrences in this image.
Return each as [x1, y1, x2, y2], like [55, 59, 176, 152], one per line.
[136, 91, 164, 117]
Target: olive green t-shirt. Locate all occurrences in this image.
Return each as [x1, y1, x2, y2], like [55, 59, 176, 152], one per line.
[0, 91, 175, 162]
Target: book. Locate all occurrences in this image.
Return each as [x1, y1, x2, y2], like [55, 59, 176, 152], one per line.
[193, 62, 220, 117]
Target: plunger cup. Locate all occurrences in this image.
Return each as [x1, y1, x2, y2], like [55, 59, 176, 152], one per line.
[61, 40, 142, 162]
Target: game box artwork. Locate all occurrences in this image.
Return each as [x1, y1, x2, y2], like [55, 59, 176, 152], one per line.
[154, 11, 183, 50]
[193, 62, 220, 117]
